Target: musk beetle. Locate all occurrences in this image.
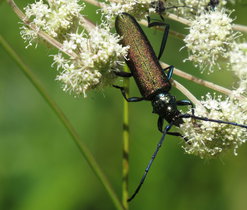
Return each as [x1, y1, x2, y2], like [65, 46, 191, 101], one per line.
[114, 13, 247, 202]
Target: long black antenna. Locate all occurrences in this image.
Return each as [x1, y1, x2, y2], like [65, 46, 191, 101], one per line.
[128, 123, 173, 202]
[180, 113, 247, 129]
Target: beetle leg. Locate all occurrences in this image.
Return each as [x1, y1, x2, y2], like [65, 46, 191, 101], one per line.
[158, 116, 164, 132]
[167, 132, 189, 142]
[147, 16, 170, 60]
[114, 71, 132, 78]
[162, 65, 174, 80]
[128, 123, 173, 202]
[176, 99, 195, 116]
[113, 85, 144, 102]
[158, 117, 188, 141]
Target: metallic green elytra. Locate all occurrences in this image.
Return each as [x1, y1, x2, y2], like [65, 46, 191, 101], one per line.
[115, 13, 171, 100]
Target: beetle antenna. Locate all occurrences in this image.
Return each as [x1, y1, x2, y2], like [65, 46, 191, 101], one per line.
[180, 113, 247, 129]
[128, 123, 173, 202]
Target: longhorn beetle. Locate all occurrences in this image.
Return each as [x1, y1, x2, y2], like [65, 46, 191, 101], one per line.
[114, 13, 247, 202]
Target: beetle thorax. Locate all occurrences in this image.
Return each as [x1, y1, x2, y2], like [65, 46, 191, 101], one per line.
[151, 92, 182, 125]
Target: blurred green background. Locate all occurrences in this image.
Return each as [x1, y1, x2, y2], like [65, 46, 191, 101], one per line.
[1, 1, 247, 210]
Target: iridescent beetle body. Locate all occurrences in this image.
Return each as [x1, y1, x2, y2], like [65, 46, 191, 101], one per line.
[113, 12, 247, 202]
[115, 13, 171, 100]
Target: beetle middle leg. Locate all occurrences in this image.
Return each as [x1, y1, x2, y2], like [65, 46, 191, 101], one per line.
[113, 85, 144, 102]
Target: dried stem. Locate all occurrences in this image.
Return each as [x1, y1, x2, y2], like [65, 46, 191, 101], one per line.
[83, 0, 104, 7]
[172, 79, 204, 110]
[160, 63, 233, 96]
[232, 24, 247, 33]
[6, 0, 78, 58]
[83, 0, 247, 34]
[79, 15, 96, 32]
[8, 0, 239, 99]
[167, 12, 247, 34]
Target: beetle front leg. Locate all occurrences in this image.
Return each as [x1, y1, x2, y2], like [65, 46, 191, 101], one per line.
[176, 99, 195, 115]
[147, 16, 170, 60]
[158, 117, 188, 141]
[113, 85, 144, 102]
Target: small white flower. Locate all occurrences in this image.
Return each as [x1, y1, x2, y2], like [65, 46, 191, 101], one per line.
[183, 9, 240, 73]
[180, 93, 247, 158]
[229, 42, 247, 82]
[62, 40, 77, 54]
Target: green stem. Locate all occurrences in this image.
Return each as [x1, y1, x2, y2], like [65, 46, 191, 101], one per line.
[122, 65, 130, 209]
[0, 35, 123, 210]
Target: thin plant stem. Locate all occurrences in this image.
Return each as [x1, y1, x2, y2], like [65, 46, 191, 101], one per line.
[9, 0, 236, 100]
[160, 62, 233, 96]
[83, 0, 247, 34]
[167, 13, 247, 34]
[122, 65, 130, 209]
[77, 1, 237, 97]
[0, 35, 124, 210]
[171, 79, 204, 110]
[6, 0, 78, 58]
[83, 0, 104, 7]
[232, 24, 247, 33]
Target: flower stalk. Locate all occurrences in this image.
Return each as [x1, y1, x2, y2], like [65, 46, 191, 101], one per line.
[122, 65, 130, 209]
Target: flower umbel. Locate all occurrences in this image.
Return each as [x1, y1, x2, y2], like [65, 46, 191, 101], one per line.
[21, 0, 129, 97]
[183, 9, 240, 73]
[21, 0, 84, 46]
[53, 25, 129, 96]
[17, 0, 247, 158]
[229, 42, 247, 83]
[102, 0, 154, 23]
[180, 93, 247, 158]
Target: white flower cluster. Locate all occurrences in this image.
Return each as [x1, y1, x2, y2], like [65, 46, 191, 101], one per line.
[20, 0, 84, 47]
[180, 93, 247, 158]
[21, 0, 129, 97]
[176, 0, 227, 18]
[183, 9, 240, 72]
[102, 0, 153, 23]
[229, 42, 247, 86]
[102, 0, 230, 22]
[53, 25, 129, 96]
